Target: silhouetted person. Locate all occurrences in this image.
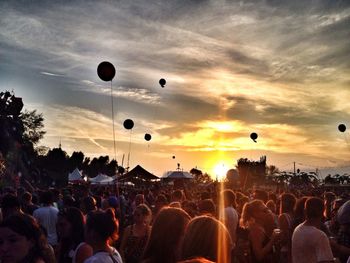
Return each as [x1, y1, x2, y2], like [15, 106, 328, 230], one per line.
[292, 197, 334, 263]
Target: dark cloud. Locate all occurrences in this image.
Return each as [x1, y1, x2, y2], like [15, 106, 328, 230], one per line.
[156, 124, 199, 138]
[124, 0, 211, 21]
[225, 95, 350, 127]
[244, 0, 350, 15]
[159, 93, 218, 122]
[226, 49, 270, 77]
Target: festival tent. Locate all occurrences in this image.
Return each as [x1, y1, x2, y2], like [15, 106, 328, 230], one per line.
[118, 165, 159, 182]
[68, 168, 84, 183]
[161, 170, 194, 189]
[162, 171, 193, 179]
[89, 174, 114, 185]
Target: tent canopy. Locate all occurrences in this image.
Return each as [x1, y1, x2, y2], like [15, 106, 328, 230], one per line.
[162, 171, 193, 179]
[68, 168, 84, 182]
[89, 174, 114, 185]
[118, 165, 159, 181]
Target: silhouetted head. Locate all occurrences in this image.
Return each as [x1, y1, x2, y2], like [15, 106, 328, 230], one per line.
[134, 204, 152, 225]
[80, 196, 97, 214]
[280, 193, 296, 214]
[1, 194, 21, 219]
[85, 209, 119, 246]
[0, 214, 47, 263]
[198, 199, 216, 217]
[142, 207, 190, 263]
[182, 216, 232, 262]
[240, 200, 270, 228]
[40, 191, 54, 205]
[305, 197, 324, 220]
[222, 190, 237, 208]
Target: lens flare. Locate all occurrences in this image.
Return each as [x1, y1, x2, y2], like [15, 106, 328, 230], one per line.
[217, 180, 231, 263]
[213, 163, 228, 181]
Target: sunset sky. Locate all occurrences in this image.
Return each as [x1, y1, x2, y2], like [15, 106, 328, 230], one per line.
[1, 0, 350, 178]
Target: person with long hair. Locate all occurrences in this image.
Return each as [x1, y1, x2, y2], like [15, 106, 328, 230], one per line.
[292, 197, 309, 230]
[240, 200, 281, 263]
[278, 193, 296, 263]
[0, 213, 55, 263]
[1, 193, 22, 220]
[141, 207, 191, 263]
[84, 208, 122, 263]
[181, 215, 233, 263]
[56, 207, 92, 263]
[120, 204, 152, 263]
[80, 196, 97, 215]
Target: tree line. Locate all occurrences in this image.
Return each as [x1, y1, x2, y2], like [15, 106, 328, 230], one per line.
[0, 91, 119, 187]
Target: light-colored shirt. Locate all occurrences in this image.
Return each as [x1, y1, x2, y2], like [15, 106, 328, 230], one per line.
[224, 206, 239, 244]
[84, 247, 122, 263]
[292, 223, 333, 263]
[33, 206, 59, 246]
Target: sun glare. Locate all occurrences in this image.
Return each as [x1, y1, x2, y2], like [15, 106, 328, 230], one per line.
[213, 163, 228, 181]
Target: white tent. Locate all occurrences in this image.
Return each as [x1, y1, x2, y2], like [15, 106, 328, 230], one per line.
[162, 171, 193, 179]
[68, 168, 84, 183]
[89, 174, 114, 185]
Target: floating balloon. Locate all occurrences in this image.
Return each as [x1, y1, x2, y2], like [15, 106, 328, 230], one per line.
[123, 119, 134, 130]
[338, 124, 346, 133]
[97, 61, 116, 81]
[250, 132, 258, 143]
[159, 78, 166, 88]
[144, 133, 152, 141]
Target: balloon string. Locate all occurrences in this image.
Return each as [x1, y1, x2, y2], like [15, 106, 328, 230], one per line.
[344, 133, 350, 150]
[127, 129, 132, 170]
[150, 105, 158, 133]
[149, 83, 163, 133]
[111, 81, 117, 161]
[110, 80, 120, 200]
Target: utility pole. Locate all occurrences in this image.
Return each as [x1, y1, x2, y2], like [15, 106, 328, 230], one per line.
[294, 162, 296, 175]
[121, 154, 125, 167]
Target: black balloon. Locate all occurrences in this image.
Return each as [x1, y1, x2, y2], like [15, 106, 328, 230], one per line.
[250, 132, 258, 142]
[172, 156, 175, 159]
[159, 78, 166, 88]
[97, 61, 116, 81]
[123, 119, 134, 130]
[338, 124, 346, 133]
[144, 133, 152, 141]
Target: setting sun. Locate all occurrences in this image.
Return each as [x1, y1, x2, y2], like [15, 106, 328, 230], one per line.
[213, 163, 229, 181]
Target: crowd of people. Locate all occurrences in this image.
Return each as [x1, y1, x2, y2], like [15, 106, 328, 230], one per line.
[0, 182, 350, 263]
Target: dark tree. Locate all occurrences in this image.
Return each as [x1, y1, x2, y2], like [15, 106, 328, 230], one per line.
[68, 151, 85, 172]
[190, 168, 212, 184]
[86, 156, 110, 178]
[21, 110, 45, 145]
[0, 91, 45, 184]
[106, 159, 118, 177]
[0, 91, 24, 156]
[38, 147, 68, 185]
[237, 156, 267, 189]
